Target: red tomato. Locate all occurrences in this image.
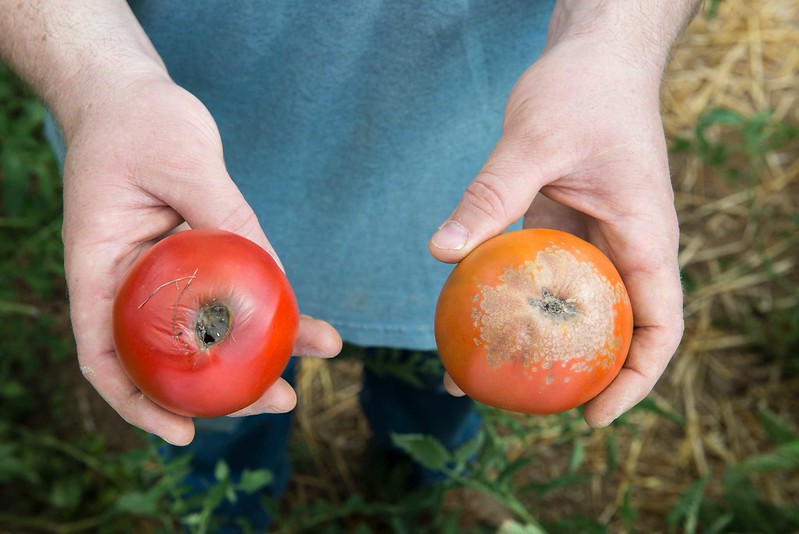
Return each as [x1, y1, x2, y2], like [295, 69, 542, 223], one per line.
[113, 229, 299, 418]
[435, 229, 633, 415]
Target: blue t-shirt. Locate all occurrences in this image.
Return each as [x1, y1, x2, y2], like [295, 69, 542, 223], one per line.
[56, 1, 555, 350]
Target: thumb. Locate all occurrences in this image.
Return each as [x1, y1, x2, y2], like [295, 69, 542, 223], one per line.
[161, 158, 280, 267]
[429, 136, 552, 263]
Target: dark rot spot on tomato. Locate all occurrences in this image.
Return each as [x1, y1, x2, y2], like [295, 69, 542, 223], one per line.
[196, 303, 231, 348]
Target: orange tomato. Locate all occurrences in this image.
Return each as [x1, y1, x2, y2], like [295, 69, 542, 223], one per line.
[435, 229, 633, 414]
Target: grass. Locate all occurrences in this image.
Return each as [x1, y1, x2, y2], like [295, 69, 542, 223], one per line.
[1, 1, 798, 530]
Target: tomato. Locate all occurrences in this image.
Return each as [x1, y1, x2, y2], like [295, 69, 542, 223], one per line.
[113, 229, 299, 418]
[435, 229, 633, 415]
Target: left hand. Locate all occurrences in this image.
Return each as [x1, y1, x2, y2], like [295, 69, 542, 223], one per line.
[430, 34, 683, 428]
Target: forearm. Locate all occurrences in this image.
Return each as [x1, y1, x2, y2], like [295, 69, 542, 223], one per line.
[0, 0, 167, 137]
[548, 0, 701, 77]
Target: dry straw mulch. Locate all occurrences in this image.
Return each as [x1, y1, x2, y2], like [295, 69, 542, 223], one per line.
[284, 0, 799, 531]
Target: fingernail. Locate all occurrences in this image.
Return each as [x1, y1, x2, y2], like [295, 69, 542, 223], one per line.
[432, 221, 469, 251]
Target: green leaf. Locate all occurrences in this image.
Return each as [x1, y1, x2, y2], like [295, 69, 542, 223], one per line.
[0, 380, 30, 400]
[496, 457, 535, 490]
[542, 516, 608, 533]
[182, 512, 203, 527]
[497, 519, 547, 534]
[453, 431, 484, 469]
[238, 469, 273, 494]
[604, 433, 618, 475]
[114, 491, 160, 517]
[0, 444, 36, 484]
[736, 440, 799, 473]
[225, 485, 237, 504]
[214, 460, 230, 482]
[703, 513, 735, 534]
[49, 477, 84, 510]
[619, 486, 638, 523]
[634, 397, 684, 425]
[757, 407, 798, 446]
[520, 472, 589, 498]
[718, 469, 799, 533]
[667, 474, 708, 534]
[568, 440, 585, 473]
[390, 433, 451, 472]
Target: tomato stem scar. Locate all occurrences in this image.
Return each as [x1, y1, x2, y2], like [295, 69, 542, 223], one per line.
[195, 302, 231, 349]
[529, 287, 577, 318]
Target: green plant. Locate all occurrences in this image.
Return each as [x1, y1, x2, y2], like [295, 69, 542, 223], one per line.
[667, 408, 799, 534]
[390, 406, 606, 533]
[0, 424, 274, 534]
[671, 107, 799, 185]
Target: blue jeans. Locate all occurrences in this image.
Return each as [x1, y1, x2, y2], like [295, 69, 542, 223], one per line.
[159, 348, 480, 530]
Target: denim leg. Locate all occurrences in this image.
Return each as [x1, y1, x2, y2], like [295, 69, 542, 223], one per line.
[159, 358, 296, 530]
[358, 348, 481, 482]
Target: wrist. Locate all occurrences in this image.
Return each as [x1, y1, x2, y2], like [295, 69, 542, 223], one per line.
[0, 0, 170, 140]
[547, 0, 700, 79]
[52, 58, 170, 143]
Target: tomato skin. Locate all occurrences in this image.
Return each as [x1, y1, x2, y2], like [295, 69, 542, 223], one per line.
[435, 229, 633, 415]
[113, 229, 299, 418]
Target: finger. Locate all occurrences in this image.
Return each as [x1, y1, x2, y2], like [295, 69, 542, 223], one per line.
[79, 346, 196, 445]
[429, 135, 557, 264]
[149, 146, 282, 268]
[227, 378, 298, 417]
[582, 322, 682, 428]
[68, 272, 195, 445]
[583, 251, 684, 427]
[66, 240, 196, 445]
[180, 179, 278, 266]
[293, 314, 343, 358]
[443, 372, 466, 397]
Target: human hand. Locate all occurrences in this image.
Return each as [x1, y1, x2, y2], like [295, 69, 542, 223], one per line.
[430, 30, 684, 427]
[61, 73, 342, 445]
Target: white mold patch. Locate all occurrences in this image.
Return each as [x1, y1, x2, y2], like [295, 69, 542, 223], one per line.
[471, 246, 625, 376]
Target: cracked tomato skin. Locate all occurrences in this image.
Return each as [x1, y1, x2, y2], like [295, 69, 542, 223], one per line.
[435, 229, 633, 415]
[113, 229, 299, 418]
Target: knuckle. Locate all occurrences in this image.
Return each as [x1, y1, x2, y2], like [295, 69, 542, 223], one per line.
[462, 172, 512, 223]
[648, 316, 685, 358]
[667, 316, 686, 347]
[158, 142, 213, 179]
[218, 206, 262, 237]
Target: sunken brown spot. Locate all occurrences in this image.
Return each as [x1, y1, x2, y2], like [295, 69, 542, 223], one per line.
[471, 246, 626, 378]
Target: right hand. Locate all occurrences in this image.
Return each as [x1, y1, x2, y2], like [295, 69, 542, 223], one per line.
[61, 72, 342, 446]
[430, 32, 684, 428]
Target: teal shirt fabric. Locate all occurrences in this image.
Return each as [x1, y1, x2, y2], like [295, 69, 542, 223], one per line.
[59, 2, 555, 350]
